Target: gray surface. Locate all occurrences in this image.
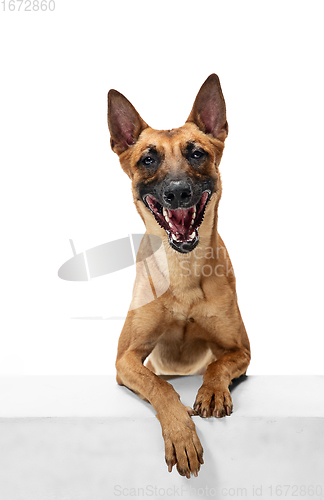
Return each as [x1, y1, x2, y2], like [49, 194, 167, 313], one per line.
[0, 417, 323, 500]
[0, 376, 323, 499]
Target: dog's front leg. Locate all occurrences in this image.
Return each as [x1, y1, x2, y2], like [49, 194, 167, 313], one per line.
[193, 320, 251, 418]
[116, 316, 204, 477]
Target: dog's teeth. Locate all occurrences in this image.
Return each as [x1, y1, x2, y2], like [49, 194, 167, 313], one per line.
[169, 222, 173, 228]
[189, 232, 195, 239]
[190, 210, 196, 227]
[163, 207, 170, 223]
[171, 233, 177, 241]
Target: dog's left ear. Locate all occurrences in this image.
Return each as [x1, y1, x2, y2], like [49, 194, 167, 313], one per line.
[187, 74, 228, 142]
[108, 89, 148, 155]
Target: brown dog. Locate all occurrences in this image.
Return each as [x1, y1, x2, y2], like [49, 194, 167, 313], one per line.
[107, 74, 251, 478]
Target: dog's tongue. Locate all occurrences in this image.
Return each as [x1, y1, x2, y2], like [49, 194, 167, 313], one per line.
[168, 207, 194, 238]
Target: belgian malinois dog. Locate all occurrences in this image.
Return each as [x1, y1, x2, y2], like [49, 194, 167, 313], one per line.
[108, 74, 251, 478]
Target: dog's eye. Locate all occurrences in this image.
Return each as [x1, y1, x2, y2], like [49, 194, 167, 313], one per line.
[191, 150, 205, 160]
[142, 156, 156, 166]
[137, 147, 161, 171]
[184, 142, 208, 166]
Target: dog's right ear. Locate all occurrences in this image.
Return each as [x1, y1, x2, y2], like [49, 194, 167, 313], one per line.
[108, 90, 148, 155]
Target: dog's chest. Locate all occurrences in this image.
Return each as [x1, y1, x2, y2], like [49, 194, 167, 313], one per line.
[166, 285, 204, 323]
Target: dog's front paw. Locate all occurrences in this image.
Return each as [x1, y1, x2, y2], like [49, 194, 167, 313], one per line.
[194, 384, 233, 418]
[158, 410, 204, 478]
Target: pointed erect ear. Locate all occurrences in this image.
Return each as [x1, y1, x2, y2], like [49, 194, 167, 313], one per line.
[107, 90, 148, 155]
[187, 74, 228, 142]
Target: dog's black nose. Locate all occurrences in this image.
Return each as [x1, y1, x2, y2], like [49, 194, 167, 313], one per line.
[163, 180, 193, 208]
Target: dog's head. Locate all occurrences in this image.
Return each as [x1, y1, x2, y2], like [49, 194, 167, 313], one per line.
[107, 74, 228, 254]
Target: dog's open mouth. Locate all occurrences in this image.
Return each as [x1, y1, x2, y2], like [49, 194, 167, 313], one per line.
[144, 191, 210, 253]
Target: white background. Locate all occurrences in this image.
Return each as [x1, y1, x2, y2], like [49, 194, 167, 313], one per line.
[0, 0, 323, 376]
